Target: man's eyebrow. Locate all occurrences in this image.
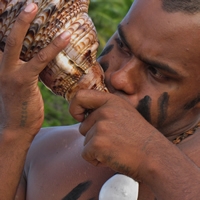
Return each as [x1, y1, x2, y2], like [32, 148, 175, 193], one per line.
[140, 56, 179, 75]
[117, 24, 132, 50]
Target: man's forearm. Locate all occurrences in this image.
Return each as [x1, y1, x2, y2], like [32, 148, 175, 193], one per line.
[139, 133, 200, 200]
[0, 130, 33, 199]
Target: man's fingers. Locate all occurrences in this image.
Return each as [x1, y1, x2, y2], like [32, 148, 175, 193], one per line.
[79, 113, 96, 136]
[69, 90, 111, 122]
[81, 139, 109, 168]
[2, 3, 38, 66]
[27, 31, 71, 75]
[83, 125, 95, 145]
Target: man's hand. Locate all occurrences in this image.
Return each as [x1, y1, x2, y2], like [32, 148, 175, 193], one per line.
[70, 90, 200, 199]
[0, 3, 71, 199]
[0, 3, 71, 138]
[69, 90, 159, 179]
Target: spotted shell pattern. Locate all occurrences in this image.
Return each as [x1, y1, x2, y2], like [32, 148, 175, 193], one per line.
[0, 0, 108, 101]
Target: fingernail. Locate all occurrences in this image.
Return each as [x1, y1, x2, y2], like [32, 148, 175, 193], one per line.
[60, 31, 71, 40]
[24, 3, 35, 13]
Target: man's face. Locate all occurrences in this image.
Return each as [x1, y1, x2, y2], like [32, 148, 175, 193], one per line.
[98, 0, 200, 137]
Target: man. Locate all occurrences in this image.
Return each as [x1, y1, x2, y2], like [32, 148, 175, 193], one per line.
[1, 0, 200, 199]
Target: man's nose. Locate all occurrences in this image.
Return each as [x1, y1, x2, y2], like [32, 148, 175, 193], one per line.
[109, 59, 143, 95]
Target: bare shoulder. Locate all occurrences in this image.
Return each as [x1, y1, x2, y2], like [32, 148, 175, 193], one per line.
[178, 129, 200, 166]
[23, 124, 114, 200]
[26, 123, 82, 161]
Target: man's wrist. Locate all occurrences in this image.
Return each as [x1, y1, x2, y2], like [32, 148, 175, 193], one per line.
[0, 127, 36, 149]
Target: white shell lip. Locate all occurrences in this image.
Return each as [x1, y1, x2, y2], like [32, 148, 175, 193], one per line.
[99, 174, 139, 200]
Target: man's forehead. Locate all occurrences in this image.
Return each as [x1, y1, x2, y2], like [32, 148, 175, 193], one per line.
[122, 0, 200, 49]
[131, 0, 200, 15]
[127, 0, 200, 22]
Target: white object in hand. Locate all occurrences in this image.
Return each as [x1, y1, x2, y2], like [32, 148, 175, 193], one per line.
[99, 174, 139, 200]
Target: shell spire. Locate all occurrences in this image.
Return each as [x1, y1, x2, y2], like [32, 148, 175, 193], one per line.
[0, 0, 108, 101]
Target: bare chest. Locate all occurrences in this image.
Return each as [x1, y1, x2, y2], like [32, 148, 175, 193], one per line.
[25, 143, 114, 200]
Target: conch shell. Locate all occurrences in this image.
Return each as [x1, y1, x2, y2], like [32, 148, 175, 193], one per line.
[0, 0, 108, 101]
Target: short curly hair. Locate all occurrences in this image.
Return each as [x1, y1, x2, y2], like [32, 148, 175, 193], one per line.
[162, 0, 200, 14]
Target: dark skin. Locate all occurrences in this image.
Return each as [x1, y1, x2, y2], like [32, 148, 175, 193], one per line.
[1, 0, 200, 199]
[70, 0, 200, 198]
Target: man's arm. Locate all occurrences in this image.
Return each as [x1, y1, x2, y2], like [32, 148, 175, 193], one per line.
[69, 90, 200, 200]
[0, 3, 70, 199]
[14, 172, 27, 200]
[138, 131, 200, 199]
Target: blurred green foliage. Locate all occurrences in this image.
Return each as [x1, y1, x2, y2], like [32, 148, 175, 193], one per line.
[40, 0, 134, 127]
[89, 0, 134, 53]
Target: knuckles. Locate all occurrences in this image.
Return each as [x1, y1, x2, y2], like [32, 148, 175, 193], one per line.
[35, 50, 48, 63]
[81, 135, 114, 167]
[51, 38, 62, 50]
[5, 36, 16, 48]
[74, 90, 87, 101]
[0, 71, 26, 88]
[96, 107, 112, 119]
[15, 13, 30, 28]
